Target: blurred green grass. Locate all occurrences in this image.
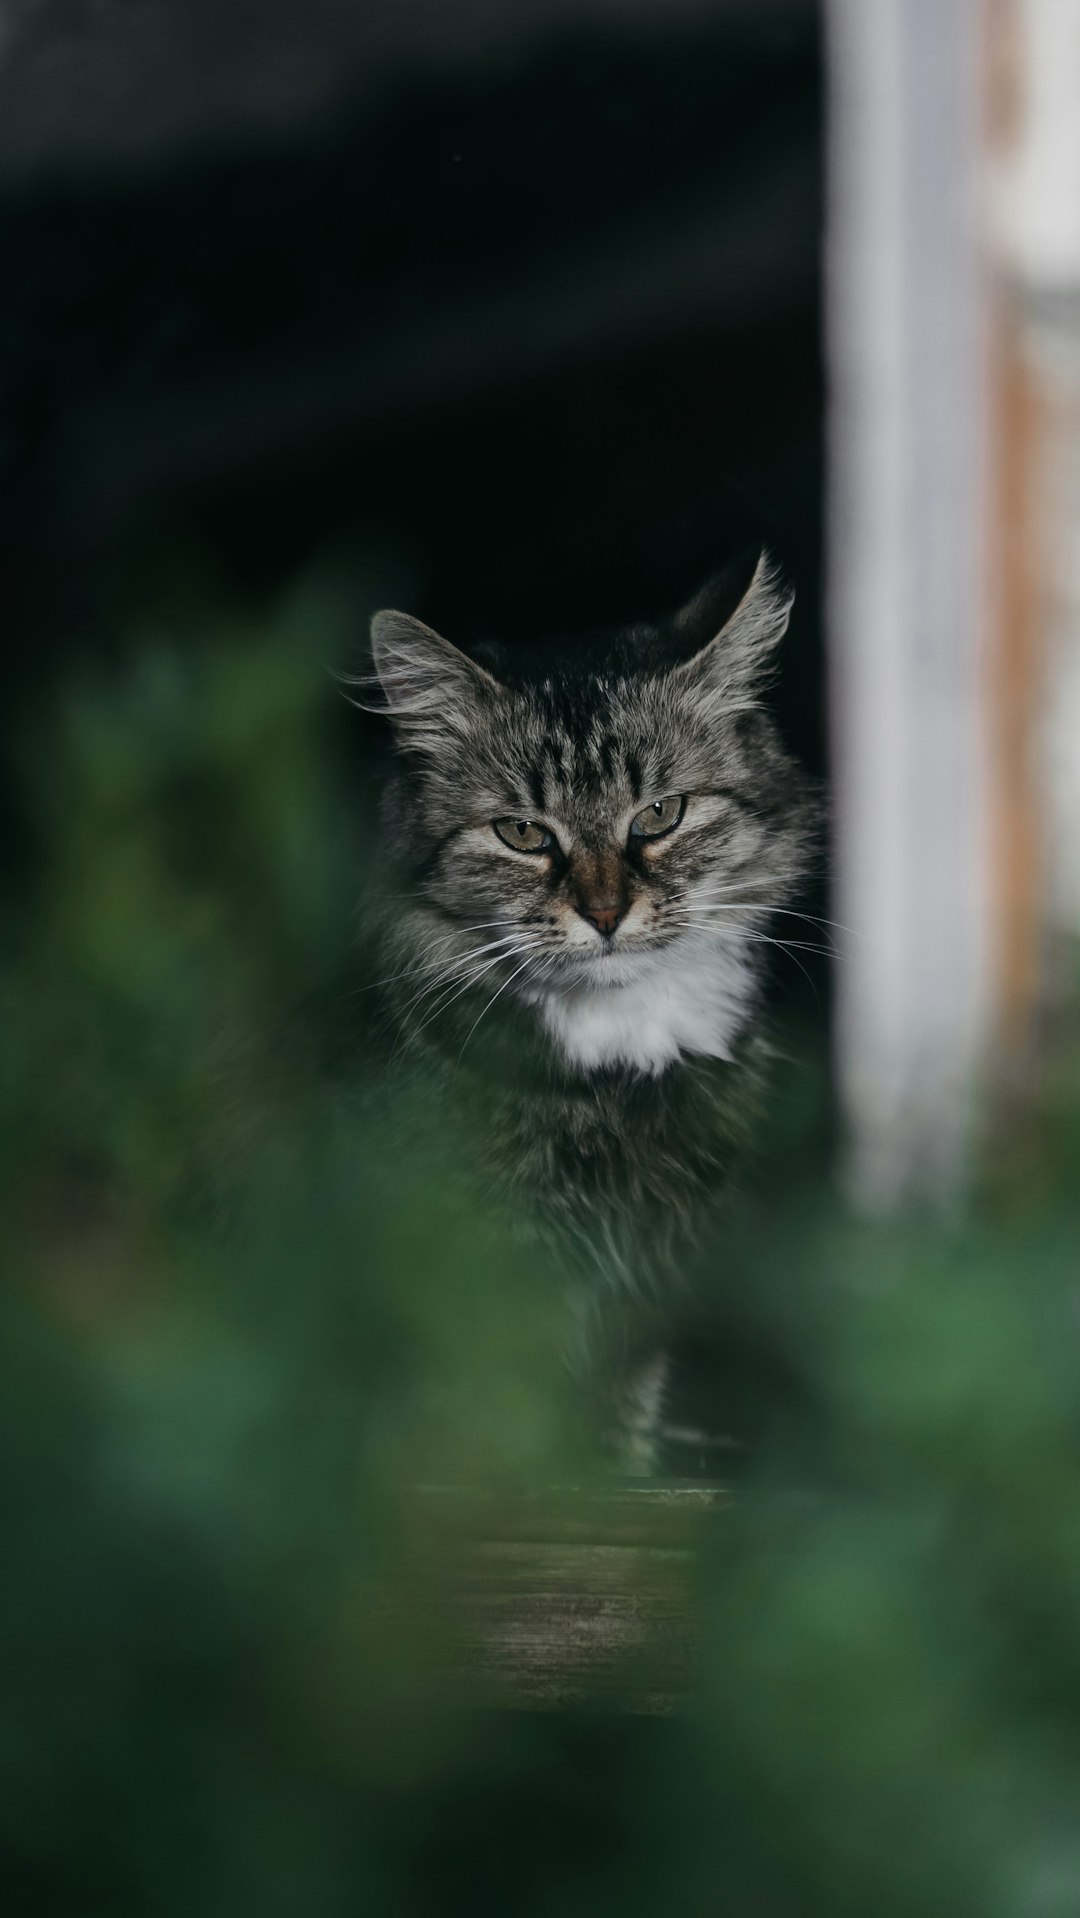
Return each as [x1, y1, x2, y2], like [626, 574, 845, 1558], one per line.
[3, 578, 1080, 1916]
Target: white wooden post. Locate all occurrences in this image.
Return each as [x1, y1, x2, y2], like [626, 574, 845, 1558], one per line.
[825, 0, 990, 1207]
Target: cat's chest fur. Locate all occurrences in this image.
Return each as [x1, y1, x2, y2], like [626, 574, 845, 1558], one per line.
[529, 936, 756, 1076]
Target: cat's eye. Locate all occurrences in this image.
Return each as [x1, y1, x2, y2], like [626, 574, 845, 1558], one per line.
[629, 795, 685, 841]
[493, 817, 555, 854]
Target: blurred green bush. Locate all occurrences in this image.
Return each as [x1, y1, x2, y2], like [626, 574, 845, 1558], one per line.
[3, 580, 1080, 1917]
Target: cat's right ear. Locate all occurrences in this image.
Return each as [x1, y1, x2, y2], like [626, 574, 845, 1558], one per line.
[363, 610, 498, 745]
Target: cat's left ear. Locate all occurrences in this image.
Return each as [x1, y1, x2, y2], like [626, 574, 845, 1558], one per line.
[671, 550, 793, 696]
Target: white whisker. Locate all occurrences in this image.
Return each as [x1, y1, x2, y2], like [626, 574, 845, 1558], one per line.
[380, 938, 525, 1026]
[349, 924, 522, 996]
[455, 950, 545, 1064]
[398, 945, 528, 1035]
[675, 908, 843, 959]
[668, 918, 838, 962]
[400, 941, 544, 1055]
[684, 897, 862, 941]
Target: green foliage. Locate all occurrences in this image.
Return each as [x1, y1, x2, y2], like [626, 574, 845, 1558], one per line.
[4, 582, 1080, 1915]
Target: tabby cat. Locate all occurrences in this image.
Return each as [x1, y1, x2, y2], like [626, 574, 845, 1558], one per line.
[364, 550, 811, 1469]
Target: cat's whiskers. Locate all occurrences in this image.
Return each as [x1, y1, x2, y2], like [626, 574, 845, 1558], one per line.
[677, 907, 843, 961]
[668, 915, 838, 960]
[691, 862, 820, 897]
[390, 932, 528, 1015]
[666, 914, 833, 1003]
[349, 923, 524, 997]
[383, 943, 529, 1035]
[398, 939, 546, 1055]
[684, 893, 861, 943]
[385, 947, 521, 1054]
[455, 946, 551, 1065]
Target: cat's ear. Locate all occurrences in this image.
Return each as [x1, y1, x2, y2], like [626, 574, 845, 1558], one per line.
[671, 550, 793, 698]
[367, 609, 497, 744]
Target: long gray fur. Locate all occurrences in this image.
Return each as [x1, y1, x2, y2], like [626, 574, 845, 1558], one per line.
[362, 551, 812, 1467]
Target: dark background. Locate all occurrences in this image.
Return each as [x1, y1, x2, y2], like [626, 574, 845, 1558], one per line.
[0, 0, 824, 775]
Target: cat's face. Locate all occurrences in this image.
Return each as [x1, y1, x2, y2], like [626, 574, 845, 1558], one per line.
[369, 555, 809, 997]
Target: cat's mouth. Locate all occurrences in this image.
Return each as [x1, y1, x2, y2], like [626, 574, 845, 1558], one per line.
[544, 941, 669, 990]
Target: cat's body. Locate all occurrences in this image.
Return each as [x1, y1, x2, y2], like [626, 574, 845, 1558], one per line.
[363, 550, 811, 1467]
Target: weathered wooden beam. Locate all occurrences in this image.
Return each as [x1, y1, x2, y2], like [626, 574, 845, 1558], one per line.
[393, 1484, 729, 1714]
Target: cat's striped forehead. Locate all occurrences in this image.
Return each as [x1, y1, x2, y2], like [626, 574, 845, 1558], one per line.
[504, 673, 679, 816]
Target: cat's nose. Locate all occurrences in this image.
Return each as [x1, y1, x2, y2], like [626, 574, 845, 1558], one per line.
[579, 901, 626, 939]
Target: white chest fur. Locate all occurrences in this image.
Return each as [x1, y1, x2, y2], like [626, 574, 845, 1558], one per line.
[533, 933, 756, 1076]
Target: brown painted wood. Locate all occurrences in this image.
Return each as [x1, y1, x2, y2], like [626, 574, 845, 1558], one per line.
[988, 294, 1044, 1070]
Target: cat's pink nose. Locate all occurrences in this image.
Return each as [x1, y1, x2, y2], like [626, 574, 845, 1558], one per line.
[580, 902, 625, 939]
